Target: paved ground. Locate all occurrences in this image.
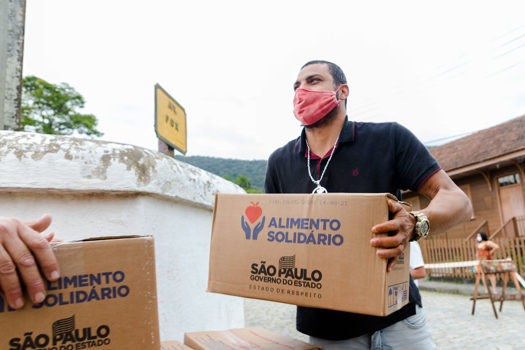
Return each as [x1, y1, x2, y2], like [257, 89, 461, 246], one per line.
[244, 281, 525, 349]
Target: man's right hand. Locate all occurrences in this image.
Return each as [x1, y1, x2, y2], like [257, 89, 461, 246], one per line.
[0, 214, 60, 309]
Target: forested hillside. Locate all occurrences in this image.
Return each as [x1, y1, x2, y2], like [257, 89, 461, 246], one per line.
[176, 155, 267, 190]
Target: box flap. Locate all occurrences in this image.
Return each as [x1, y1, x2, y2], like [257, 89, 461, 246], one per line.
[185, 327, 321, 350]
[162, 340, 193, 350]
[51, 234, 153, 248]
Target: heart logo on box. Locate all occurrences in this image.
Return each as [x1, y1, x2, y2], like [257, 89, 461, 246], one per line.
[245, 202, 262, 224]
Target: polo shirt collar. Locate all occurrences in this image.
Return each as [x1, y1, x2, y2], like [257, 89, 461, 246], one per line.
[293, 116, 355, 155]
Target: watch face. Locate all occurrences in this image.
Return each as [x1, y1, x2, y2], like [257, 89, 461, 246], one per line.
[421, 221, 430, 235]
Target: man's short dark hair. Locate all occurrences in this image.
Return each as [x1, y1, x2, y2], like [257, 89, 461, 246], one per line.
[301, 60, 347, 87]
[301, 60, 348, 111]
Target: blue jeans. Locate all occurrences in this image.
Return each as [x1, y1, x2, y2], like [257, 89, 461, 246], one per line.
[309, 306, 436, 350]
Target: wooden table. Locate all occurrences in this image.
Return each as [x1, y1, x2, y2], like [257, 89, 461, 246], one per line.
[471, 259, 525, 319]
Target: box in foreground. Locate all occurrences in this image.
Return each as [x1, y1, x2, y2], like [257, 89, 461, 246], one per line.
[162, 340, 193, 350]
[208, 193, 410, 316]
[0, 235, 160, 349]
[184, 327, 321, 350]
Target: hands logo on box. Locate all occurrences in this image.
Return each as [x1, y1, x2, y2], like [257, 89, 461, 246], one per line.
[241, 202, 266, 240]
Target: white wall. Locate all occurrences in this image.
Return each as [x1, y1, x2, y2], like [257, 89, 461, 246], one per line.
[0, 131, 246, 341]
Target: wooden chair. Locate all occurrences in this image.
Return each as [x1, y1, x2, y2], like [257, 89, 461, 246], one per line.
[471, 259, 525, 319]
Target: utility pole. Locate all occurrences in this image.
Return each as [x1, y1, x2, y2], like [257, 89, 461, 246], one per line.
[0, 0, 26, 131]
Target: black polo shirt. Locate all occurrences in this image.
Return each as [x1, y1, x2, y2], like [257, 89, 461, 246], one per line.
[264, 118, 441, 340]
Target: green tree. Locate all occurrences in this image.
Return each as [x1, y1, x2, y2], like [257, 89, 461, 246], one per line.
[21, 75, 103, 136]
[178, 155, 267, 190]
[234, 175, 252, 190]
[223, 174, 263, 193]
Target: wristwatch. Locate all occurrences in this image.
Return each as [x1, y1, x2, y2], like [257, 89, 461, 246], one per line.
[410, 211, 430, 241]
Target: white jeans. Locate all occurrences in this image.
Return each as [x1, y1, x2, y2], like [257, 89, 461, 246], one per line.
[309, 306, 436, 350]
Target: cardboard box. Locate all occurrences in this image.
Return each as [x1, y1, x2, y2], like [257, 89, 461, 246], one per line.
[0, 235, 160, 349]
[162, 340, 193, 350]
[208, 193, 410, 316]
[184, 327, 321, 350]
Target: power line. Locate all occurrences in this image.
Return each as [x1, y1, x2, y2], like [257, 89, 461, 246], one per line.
[350, 24, 525, 124]
[497, 32, 525, 48]
[492, 23, 525, 41]
[423, 131, 475, 146]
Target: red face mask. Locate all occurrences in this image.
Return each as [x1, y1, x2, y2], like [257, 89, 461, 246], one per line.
[293, 86, 342, 125]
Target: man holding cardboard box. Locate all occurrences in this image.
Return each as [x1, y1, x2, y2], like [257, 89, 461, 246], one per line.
[0, 214, 60, 310]
[264, 60, 472, 349]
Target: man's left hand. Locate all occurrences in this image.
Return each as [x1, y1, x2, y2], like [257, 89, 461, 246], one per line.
[370, 200, 416, 272]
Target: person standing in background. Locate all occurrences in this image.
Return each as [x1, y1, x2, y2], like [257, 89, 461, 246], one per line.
[410, 241, 426, 287]
[476, 232, 499, 294]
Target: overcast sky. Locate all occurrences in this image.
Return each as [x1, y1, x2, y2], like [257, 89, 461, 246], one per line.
[23, 0, 525, 160]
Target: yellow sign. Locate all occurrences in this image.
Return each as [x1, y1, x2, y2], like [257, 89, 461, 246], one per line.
[154, 84, 187, 154]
